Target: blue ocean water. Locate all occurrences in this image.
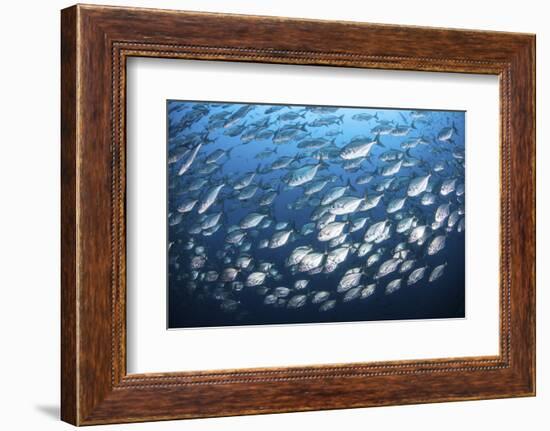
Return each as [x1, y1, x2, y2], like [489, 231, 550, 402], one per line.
[167, 101, 465, 329]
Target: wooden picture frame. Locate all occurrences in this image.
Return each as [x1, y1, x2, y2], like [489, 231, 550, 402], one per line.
[61, 4, 536, 425]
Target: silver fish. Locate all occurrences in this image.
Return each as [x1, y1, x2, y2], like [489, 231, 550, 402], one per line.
[447, 210, 460, 229]
[429, 263, 447, 282]
[385, 278, 402, 294]
[269, 229, 293, 248]
[188, 177, 209, 191]
[201, 211, 222, 230]
[408, 225, 427, 243]
[264, 294, 277, 305]
[286, 246, 313, 266]
[325, 246, 351, 272]
[350, 217, 368, 233]
[427, 235, 446, 255]
[407, 266, 427, 285]
[339, 135, 380, 160]
[319, 299, 337, 312]
[328, 233, 348, 249]
[220, 267, 239, 282]
[177, 143, 202, 176]
[287, 294, 307, 309]
[259, 190, 277, 206]
[233, 172, 256, 190]
[396, 216, 417, 233]
[386, 197, 407, 213]
[177, 198, 198, 213]
[407, 174, 431, 197]
[343, 286, 362, 302]
[321, 185, 352, 205]
[190, 255, 206, 269]
[364, 220, 390, 243]
[440, 178, 457, 196]
[236, 184, 258, 201]
[318, 221, 347, 242]
[437, 123, 458, 142]
[338, 267, 362, 292]
[360, 194, 383, 211]
[245, 272, 266, 287]
[435, 202, 452, 223]
[399, 259, 415, 273]
[274, 286, 291, 298]
[298, 252, 325, 272]
[376, 258, 402, 279]
[356, 242, 373, 257]
[312, 291, 331, 304]
[421, 192, 437, 206]
[198, 183, 224, 214]
[329, 196, 364, 215]
[361, 284, 376, 299]
[300, 222, 316, 235]
[304, 179, 330, 195]
[284, 162, 323, 187]
[381, 159, 403, 176]
[239, 212, 268, 229]
[294, 279, 309, 290]
[225, 229, 246, 245]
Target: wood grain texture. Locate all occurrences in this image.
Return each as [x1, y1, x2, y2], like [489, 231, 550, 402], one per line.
[60, 4, 536, 425]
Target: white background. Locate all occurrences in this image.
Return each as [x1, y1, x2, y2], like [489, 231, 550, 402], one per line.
[0, 0, 546, 430]
[127, 59, 499, 373]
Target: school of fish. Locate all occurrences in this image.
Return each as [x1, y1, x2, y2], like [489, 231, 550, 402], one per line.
[167, 101, 465, 325]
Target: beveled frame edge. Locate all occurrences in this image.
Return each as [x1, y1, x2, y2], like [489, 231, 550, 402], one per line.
[61, 4, 535, 426]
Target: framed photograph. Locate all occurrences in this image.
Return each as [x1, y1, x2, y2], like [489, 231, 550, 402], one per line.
[61, 4, 536, 425]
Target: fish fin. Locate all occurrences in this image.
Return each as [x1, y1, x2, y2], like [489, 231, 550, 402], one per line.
[411, 121, 416, 129]
[399, 112, 407, 122]
[339, 114, 345, 123]
[375, 134, 385, 147]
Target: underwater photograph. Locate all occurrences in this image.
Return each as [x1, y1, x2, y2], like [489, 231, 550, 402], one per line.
[167, 100, 466, 329]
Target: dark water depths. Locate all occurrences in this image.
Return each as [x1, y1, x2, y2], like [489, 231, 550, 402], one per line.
[167, 101, 465, 329]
